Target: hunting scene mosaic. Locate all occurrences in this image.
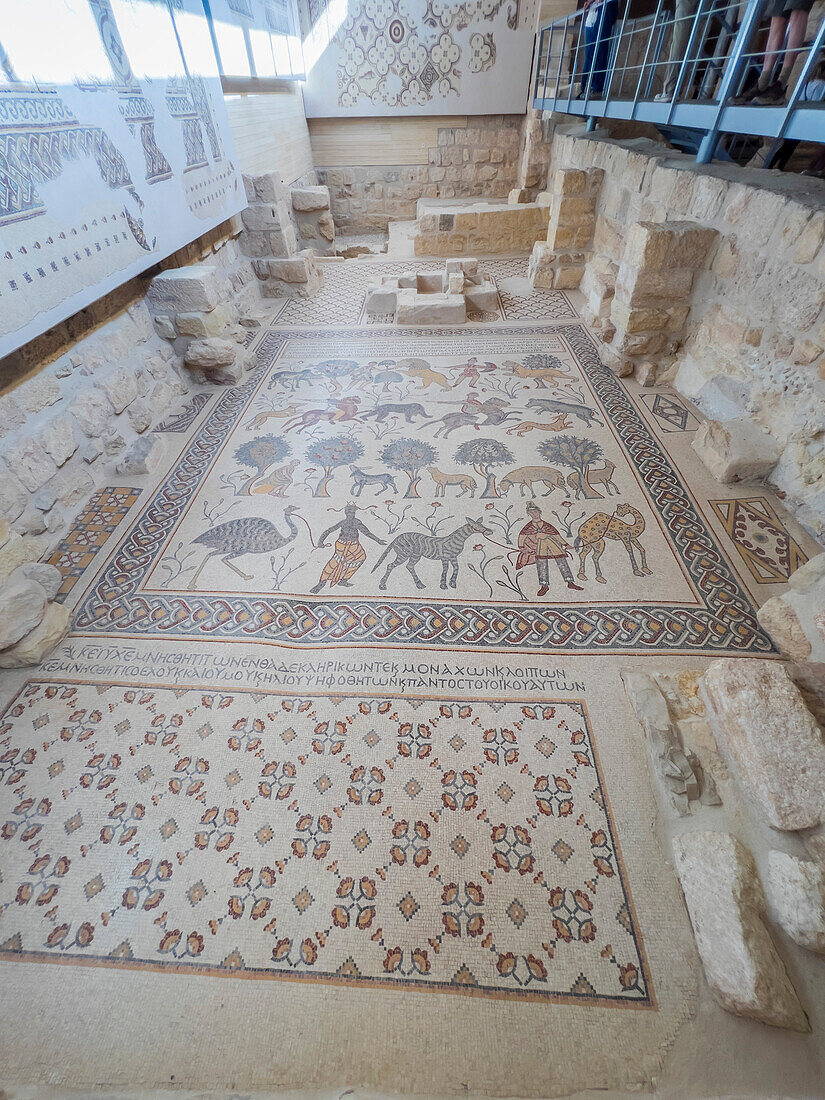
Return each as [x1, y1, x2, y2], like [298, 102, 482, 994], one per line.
[70, 324, 774, 655]
[0, 681, 652, 1006]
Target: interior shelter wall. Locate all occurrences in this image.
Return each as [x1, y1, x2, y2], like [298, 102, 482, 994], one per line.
[0, 0, 245, 362]
[309, 115, 526, 233]
[544, 124, 825, 541]
[223, 87, 315, 185]
[297, 0, 538, 118]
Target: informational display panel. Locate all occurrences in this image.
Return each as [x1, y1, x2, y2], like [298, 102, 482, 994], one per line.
[297, 0, 539, 117]
[0, 0, 246, 359]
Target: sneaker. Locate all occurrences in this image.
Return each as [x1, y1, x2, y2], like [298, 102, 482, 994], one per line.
[537, 585, 549, 597]
[654, 91, 671, 102]
[567, 581, 584, 591]
[754, 81, 786, 105]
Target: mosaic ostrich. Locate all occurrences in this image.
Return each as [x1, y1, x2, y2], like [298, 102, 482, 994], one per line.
[187, 506, 300, 589]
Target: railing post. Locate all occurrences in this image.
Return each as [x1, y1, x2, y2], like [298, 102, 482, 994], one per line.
[695, 0, 766, 163]
[634, 0, 665, 113]
[554, 20, 569, 101]
[773, 17, 825, 145]
[607, 0, 632, 98]
[665, 0, 710, 120]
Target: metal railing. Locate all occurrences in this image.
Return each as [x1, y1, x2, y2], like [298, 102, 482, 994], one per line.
[533, 0, 825, 164]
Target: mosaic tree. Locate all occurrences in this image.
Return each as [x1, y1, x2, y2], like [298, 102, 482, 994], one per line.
[381, 437, 438, 499]
[522, 352, 567, 373]
[538, 436, 605, 499]
[454, 437, 514, 498]
[306, 435, 364, 497]
[315, 358, 361, 393]
[233, 435, 291, 495]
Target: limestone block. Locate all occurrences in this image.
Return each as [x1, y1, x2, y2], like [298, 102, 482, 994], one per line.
[116, 435, 166, 476]
[20, 375, 62, 414]
[154, 315, 177, 340]
[242, 204, 289, 232]
[248, 171, 288, 204]
[794, 212, 825, 265]
[291, 186, 330, 213]
[33, 485, 57, 512]
[395, 290, 466, 325]
[621, 671, 701, 815]
[0, 602, 71, 668]
[38, 413, 78, 467]
[0, 573, 47, 649]
[254, 254, 313, 283]
[464, 284, 499, 312]
[175, 303, 232, 339]
[364, 286, 398, 315]
[146, 264, 222, 313]
[0, 462, 27, 522]
[508, 187, 530, 204]
[700, 658, 825, 830]
[0, 532, 49, 585]
[149, 381, 177, 416]
[318, 212, 335, 243]
[14, 507, 46, 536]
[691, 418, 780, 484]
[766, 852, 825, 956]
[96, 367, 138, 414]
[4, 439, 58, 493]
[127, 399, 153, 434]
[0, 394, 26, 437]
[19, 561, 61, 600]
[757, 597, 812, 661]
[184, 338, 237, 371]
[672, 832, 808, 1031]
[553, 169, 587, 196]
[617, 265, 694, 305]
[50, 466, 95, 508]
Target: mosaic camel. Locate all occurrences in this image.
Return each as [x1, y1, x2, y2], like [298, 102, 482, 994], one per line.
[373, 518, 491, 590]
[574, 504, 652, 583]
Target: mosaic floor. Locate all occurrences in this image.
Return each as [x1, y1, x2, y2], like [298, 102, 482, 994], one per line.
[1, 257, 820, 1096]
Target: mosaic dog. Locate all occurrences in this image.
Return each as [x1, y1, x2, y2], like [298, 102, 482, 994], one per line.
[350, 466, 398, 496]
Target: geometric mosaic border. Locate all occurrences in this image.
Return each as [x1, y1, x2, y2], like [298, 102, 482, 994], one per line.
[70, 324, 775, 655]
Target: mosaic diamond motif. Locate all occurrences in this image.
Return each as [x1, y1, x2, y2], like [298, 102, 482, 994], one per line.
[0, 684, 652, 1006]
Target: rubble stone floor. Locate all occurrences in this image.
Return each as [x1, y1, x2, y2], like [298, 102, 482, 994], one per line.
[1, 255, 824, 1099]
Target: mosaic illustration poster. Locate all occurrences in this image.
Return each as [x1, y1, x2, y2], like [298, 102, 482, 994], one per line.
[0, 0, 244, 358]
[298, 0, 539, 117]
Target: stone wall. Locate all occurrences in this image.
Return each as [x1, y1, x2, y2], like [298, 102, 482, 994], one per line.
[538, 121, 825, 541]
[0, 218, 258, 555]
[315, 115, 526, 233]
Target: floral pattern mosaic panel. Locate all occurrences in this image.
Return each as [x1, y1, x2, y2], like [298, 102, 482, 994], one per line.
[0, 681, 651, 1006]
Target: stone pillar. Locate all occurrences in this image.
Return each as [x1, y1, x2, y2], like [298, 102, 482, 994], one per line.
[146, 264, 254, 386]
[291, 184, 336, 255]
[240, 172, 322, 298]
[527, 167, 603, 290]
[604, 220, 718, 380]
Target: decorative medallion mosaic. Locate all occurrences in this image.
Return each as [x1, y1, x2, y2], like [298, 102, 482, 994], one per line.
[0, 680, 652, 1006]
[710, 496, 808, 584]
